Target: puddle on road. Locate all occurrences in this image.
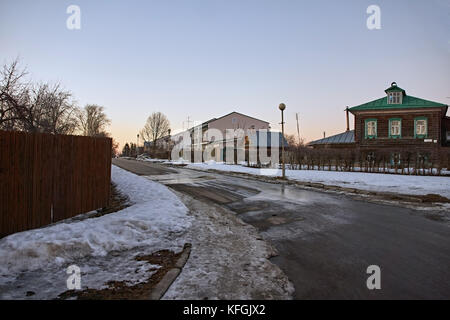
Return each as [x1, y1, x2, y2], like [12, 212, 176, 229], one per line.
[144, 167, 353, 241]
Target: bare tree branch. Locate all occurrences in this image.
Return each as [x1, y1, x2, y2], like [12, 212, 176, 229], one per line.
[140, 112, 170, 149]
[76, 104, 111, 137]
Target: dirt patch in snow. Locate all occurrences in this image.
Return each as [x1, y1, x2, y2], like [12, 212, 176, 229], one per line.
[57, 246, 187, 300]
[419, 193, 450, 203]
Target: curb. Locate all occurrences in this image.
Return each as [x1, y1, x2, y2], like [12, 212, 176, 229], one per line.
[149, 243, 192, 300]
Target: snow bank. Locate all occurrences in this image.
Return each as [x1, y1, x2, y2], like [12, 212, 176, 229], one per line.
[0, 165, 190, 279]
[186, 163, 450, 198]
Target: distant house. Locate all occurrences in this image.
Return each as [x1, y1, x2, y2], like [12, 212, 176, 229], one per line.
[144, 134, 172, 153]
[171, 111, 286, 162]
[308, 82, 450, 164]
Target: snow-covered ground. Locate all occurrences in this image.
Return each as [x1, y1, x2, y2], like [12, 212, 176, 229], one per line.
[162, 192, 294, 299]
[0, 165, 191, 299]
[0, 164, 293, 299]
[185, 162, 450, 198]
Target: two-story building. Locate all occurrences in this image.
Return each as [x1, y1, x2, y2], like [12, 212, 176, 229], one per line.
[169, 111, 287, 162]
[308, 82, 450, 165]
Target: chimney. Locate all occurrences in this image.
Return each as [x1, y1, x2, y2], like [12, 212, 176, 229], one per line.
[345, 106, 350, 131]
[323, 131, 326, 138]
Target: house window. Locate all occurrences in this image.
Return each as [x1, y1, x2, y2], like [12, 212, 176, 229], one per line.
[414, 117, 428, 138]
[365, 119, 377, 139]
[389, 118, 401, 138]
[388, 92, 402, 104]
[232, 117, 237, 124]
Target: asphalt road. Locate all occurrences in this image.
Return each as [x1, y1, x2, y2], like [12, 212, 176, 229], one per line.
[112, 158, 450, 299]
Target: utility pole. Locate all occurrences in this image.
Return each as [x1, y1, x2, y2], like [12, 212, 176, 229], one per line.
[183, 116, 192, 131]
[279, 103, 286, 179]
[296, 113, 300, 145]
[185, 116, 192, 130]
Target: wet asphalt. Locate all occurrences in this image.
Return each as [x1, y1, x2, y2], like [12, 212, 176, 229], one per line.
[112, 158, 450, 299]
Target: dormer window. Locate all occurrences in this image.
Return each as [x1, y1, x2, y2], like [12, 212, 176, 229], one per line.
[388, 92, 402, 104]
[385, 82, 404, 105]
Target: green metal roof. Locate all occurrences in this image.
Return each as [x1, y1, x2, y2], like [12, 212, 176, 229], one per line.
[349, 83, 447, 111]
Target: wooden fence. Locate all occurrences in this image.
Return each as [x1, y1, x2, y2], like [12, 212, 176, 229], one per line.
[0, 130, 112, 238]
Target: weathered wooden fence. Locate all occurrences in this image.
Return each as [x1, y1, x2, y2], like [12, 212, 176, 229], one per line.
[0, 130, 112, 238]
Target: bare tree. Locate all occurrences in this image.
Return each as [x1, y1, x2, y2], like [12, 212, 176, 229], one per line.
[0, 58, 31, 130]
[27, 82, 78, 134]
[140, 112, 170, 149]
[77, 104, 111, 137]
[1, 59, 78, 134]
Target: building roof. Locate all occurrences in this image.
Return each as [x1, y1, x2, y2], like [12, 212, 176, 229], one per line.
[349, 82, 447, 112]
[254, 131, 288, 147]
[384, 82, 406, 94]
[307, 130, 355, 146]
[186, 111, 269, 132]
[211, 111, 270, 124]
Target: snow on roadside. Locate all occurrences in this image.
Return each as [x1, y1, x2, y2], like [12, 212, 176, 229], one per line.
[186, 162, 450, 198]
[0, 165, 191, 298]
[162, 192, 294, 300]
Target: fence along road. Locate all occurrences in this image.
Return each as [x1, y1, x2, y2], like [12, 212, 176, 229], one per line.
[0, 130, 112, 238]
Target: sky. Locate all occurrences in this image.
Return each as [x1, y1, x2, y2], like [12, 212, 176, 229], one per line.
[1, 0, 449, 148]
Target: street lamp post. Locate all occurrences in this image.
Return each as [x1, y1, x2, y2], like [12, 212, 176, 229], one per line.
[279, 103, 286, 179]
[136, 133, 139, 157]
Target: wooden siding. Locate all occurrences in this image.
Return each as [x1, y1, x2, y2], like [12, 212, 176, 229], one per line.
[0, 130, 112, 238]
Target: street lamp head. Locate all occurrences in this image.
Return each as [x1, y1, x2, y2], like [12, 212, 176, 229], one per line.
[279, 103, 286, 111]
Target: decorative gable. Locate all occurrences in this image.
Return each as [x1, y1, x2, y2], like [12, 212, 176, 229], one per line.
[385, 82, 405, 104]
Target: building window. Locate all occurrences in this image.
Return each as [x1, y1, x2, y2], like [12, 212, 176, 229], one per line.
[414, 117, 428, 138]
[388, 92, 402, 104]
[365, 119, 377, 139]
[232, 117, 237, 124]
[389, 118, 402, 138]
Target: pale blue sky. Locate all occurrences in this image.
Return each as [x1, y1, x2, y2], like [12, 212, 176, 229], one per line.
[1, 0, 449, 147]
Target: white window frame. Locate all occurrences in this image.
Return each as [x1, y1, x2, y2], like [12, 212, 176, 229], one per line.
[415, 119, 427, 136]
[389, 119, 401, 137]
[366, 120, 377, 137]
[388, 92, 402, 104]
